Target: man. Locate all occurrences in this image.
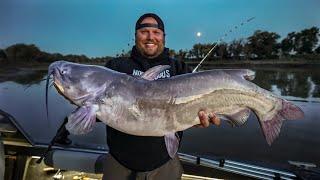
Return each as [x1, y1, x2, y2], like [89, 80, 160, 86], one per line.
[103, 13, 220, 180]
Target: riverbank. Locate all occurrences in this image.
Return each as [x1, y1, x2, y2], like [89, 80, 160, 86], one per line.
[185, 59, 320, 68]
[1, 59, 320, 70]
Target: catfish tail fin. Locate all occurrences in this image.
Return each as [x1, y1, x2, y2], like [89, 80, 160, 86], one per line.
[260, 100, 304, 145]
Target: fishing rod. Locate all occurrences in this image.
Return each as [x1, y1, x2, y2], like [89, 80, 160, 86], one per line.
[192, 17, 255, 73]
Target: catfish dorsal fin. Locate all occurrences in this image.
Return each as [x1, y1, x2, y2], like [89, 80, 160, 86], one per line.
[225, 69, 256, 81]
[141, 65, 171, 80]
[243, 69, 255, 81]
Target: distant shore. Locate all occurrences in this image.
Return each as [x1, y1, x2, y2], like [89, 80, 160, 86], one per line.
[1, 59, 320, 70]
[185, 59, 320, 68]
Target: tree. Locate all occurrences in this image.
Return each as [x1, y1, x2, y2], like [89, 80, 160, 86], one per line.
[246, 30, 280, 59]
[190, 43, 202, 59]
[189, 43, 212, 59]
[168, 49, 176, 58]
[229, 39, 245, 60]
[280, 32, 296, 56]
[213, 43, 229, 60]
[315, 45, 320, 54]
[294, 27, 319, 54]
[0, 49, 7, 62]
[5, 44, 41, 62]
[177, 49, 188, 60]
[119, 49, 131, 58]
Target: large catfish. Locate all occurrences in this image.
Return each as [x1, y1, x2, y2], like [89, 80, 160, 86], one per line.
[47, 61, 304, 157]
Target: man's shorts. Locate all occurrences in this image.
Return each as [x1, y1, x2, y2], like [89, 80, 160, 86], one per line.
[102, 153, 183, 180]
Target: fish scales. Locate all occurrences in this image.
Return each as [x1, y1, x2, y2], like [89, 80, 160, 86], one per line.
[47, 61, 304, 145]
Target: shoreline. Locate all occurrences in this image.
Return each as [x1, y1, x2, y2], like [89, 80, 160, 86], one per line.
[185, 59, 320, 68]
[1, 59, 320, 70]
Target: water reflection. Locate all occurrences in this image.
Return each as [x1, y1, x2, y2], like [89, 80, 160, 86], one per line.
[252, 68, 320, 101]
[0, 68, 47, 85]
[1, 66, 319, 100]
[0, 66, 319, 169]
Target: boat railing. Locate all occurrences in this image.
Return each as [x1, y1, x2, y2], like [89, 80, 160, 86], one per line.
[178, 153, 297, 180]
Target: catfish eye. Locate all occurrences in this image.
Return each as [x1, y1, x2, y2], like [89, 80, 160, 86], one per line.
[60, 69, 67, 75]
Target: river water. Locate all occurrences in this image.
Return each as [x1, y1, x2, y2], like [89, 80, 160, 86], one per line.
[0, 65, 319, 169]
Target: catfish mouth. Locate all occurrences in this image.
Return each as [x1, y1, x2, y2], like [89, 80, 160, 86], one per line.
[46, 61, 74, 119]
[53, 77, 65, 93]
[52, 77, 91, 103]
[51, 70, 70, 98]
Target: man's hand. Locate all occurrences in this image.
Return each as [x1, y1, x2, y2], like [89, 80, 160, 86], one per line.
[195, 109, 221, 128]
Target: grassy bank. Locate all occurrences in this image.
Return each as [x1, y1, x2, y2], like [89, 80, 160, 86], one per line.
[185, 59, 320, 68]
[1, 59, 320, 70]
[0, 61, 106, 71]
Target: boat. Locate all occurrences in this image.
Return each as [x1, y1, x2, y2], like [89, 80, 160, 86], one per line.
[1, 109, 319, 180]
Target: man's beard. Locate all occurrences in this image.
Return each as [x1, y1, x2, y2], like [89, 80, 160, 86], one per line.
[137, 40, 164, 58]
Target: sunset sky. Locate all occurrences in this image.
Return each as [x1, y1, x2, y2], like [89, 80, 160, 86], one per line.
[1, 0, 319, 57]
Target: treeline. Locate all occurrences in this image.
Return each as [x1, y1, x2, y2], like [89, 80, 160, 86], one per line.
[0, 44, 113, 64]
[1, 26, 319, 64]
[167, 26, 320, 61]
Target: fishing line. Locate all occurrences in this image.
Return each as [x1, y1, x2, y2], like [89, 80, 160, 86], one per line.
[192, 17, 255, 73]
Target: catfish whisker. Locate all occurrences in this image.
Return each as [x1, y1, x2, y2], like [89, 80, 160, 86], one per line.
[49, 81, 54, 88]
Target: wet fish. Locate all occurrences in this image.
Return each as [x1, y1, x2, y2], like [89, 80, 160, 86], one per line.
[47, 61, 304, 156]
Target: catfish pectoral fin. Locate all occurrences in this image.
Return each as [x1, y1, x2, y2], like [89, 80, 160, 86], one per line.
[225, 108, 251, 127]
[66, 105, 98, 135]
[164, 132, 180, 158]
[217, 108, 251, 127]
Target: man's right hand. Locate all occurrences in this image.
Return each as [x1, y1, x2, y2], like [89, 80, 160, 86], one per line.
[195, 109, 221, 128]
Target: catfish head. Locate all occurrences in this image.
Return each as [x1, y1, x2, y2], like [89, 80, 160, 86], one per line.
[46, 60, 114, 134]
[48, 60, 109, 105]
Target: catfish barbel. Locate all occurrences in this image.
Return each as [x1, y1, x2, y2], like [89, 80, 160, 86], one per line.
[47, 61, 304, 156]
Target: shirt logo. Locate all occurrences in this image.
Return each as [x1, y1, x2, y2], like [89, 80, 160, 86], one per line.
[132, 69, 171, 80]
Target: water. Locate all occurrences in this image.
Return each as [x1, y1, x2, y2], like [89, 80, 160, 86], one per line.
[0, 66, 319, 169]
[181, 66, 320, 169]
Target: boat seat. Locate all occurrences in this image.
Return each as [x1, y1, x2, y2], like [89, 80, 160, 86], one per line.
[0, 110, 17, 134]
[44, 150, 106, 173]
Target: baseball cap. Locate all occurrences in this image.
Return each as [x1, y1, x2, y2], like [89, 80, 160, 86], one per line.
[135, 13, 165, 33]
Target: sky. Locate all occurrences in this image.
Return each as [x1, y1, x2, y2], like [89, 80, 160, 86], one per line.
[0, 0, 319, 58]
